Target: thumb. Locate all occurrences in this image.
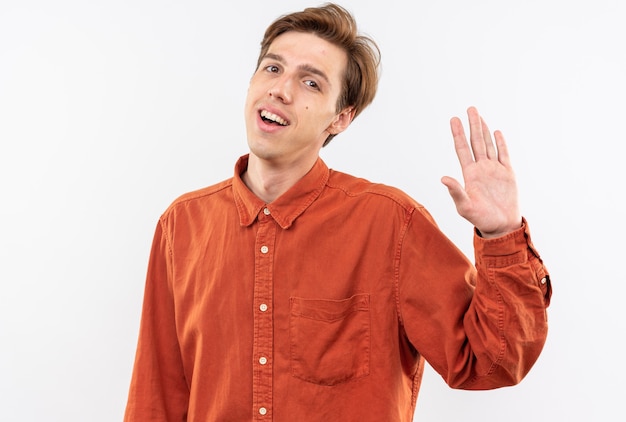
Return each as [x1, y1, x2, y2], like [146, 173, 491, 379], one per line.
[441, 176, 469, 209]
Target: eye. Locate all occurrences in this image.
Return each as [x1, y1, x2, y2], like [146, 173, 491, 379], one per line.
[265, 65, 280, 73]
[304, 80, 319, 90]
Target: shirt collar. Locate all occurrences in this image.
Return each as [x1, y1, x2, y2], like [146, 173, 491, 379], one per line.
[232, 154, 330, 229]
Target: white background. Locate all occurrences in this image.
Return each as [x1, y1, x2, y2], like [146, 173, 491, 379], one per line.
[1, 0, 624, 420]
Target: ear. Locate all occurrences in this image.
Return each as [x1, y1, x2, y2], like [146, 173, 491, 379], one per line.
[327, 107, 355, 135]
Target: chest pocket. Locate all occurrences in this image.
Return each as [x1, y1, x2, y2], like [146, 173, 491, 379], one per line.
[289, 293, 370, 386]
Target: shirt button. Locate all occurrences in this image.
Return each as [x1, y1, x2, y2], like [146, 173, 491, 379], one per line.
[540, 277, 547, 285]
[260, 245, 269, 254]
[259, 356, 268, 365]
[259, 407, 267, 415]
[260, 303, 268, 312]
[263, 207, 270, 215]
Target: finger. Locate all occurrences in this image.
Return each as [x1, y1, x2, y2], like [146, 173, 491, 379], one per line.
[494, 130, 511, 167]
[449, 116, 474, 168]
[467, 106, 487, 161]
[441, 176, 470, 213]
[481, 117, 497, 160]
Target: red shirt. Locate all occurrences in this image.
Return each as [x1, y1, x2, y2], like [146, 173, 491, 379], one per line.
[124, 155, 551, 421]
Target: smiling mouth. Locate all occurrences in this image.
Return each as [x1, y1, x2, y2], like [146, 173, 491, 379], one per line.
[260, 110, 289, 126]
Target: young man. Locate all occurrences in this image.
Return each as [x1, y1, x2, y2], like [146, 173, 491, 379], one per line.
[124, 4, 551, 421]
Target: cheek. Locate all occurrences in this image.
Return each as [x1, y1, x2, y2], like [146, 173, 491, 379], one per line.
[246, 78, 265, 102]
[244, 87, 253, 108]
[245, 87, 262, 114]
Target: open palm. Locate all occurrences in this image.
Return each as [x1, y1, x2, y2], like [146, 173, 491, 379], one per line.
[441, 107, 522, 238]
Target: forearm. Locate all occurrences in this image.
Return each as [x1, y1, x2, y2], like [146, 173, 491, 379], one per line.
[455, 219, 551, 389]
[399, 212, 550, 390]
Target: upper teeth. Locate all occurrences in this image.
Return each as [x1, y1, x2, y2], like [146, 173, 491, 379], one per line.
[261, 110, 288, 126]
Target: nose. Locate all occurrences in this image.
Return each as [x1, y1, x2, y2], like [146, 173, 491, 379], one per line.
[268, 76, 292, 103]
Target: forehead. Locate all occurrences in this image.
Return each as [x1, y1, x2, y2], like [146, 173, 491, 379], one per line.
[265, 31, 347, 84]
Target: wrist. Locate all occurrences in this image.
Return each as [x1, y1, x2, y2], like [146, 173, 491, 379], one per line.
[476, 220, 523, 239]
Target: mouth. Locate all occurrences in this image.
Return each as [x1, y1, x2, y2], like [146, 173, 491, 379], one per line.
[260, 109, 289, 126]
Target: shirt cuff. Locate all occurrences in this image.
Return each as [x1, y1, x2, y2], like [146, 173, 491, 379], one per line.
[474, 217, 533, 267]
[474, 217, 552, 305]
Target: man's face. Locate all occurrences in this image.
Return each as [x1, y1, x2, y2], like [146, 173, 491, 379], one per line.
[244, 31, 352, 167]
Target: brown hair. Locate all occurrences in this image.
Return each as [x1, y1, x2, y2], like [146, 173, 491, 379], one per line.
[256, 3, 381, 146]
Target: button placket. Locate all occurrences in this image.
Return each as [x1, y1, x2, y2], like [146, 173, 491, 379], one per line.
[252, 208, 275, 419]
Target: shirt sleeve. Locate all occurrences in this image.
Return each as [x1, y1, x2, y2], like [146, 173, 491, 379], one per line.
[397, 209, 551, 390]
[124, 218, 190, 421]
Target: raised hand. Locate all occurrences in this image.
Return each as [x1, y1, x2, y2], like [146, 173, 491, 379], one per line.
[441, 107, 522, 238]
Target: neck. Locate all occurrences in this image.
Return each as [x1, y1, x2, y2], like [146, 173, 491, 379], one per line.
[242, 154, 318, 203]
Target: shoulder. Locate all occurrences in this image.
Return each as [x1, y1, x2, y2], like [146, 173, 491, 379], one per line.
[162, 177, 234, 218]
[326, 169, 425, 213]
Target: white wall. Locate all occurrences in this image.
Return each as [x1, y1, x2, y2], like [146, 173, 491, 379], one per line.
[1, 0, 624, 420]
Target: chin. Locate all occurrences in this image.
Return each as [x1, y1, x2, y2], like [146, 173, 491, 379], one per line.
[247, 141, 281, 162]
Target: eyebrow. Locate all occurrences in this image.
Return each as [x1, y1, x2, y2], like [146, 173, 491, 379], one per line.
[263, 53, 331, 86]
